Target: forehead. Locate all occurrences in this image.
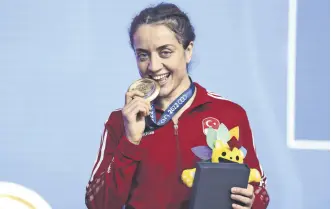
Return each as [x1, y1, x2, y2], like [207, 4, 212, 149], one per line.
[133, 24, 180, 50]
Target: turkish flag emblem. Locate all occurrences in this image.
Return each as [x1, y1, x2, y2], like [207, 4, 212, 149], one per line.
[202, 117, 220, 135]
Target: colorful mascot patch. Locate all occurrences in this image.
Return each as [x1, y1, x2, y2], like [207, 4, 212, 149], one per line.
[181, 122, 261, 187]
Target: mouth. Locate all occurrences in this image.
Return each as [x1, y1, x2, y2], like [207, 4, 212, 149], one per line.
[149, 73, 171, 85]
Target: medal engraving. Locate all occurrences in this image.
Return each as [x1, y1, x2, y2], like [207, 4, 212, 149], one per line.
[128, 78, 160, 102]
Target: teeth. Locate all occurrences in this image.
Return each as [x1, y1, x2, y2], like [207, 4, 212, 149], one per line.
[152, 73, 169, 80]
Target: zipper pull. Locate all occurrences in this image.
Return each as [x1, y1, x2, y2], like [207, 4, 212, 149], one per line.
[174, 124, 178, 135]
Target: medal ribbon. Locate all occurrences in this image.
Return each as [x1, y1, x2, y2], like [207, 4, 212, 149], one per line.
[145, 80, 195, 131]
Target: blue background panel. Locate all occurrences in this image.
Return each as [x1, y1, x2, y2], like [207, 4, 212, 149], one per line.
[295, 0, 330, 141]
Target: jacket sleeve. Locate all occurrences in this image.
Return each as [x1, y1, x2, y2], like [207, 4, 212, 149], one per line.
[240, 109, 270, 209]
[85, 111, 142, 209]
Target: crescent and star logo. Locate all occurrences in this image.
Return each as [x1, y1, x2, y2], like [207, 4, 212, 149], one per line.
[202, 117, 220, 135]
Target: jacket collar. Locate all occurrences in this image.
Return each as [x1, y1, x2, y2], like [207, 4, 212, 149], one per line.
[185, 82, 213, 112]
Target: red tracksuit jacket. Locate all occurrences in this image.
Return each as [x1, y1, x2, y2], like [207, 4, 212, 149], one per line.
[85, 82, 270, 209]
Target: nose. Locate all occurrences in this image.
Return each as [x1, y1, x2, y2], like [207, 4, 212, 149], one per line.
[147, 54, 163, 72]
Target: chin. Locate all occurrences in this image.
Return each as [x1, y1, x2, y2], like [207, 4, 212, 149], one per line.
[157, 78, 174, 97]
[158, 87, 172, 98]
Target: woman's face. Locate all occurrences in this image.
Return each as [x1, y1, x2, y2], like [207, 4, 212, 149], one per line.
[132, 24, 193, 98]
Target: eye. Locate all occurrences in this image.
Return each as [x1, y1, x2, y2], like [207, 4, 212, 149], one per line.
[137, 53, 149, 62]
[160, 50, 172, 58]
[236, 156, 240, 161]
[221, 152, 226, 156]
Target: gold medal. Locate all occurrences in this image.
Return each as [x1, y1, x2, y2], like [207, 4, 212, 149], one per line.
[128, 78, 160, 102]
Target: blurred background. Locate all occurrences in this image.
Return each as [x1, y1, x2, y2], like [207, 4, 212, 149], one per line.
[0, 0, 329, 208]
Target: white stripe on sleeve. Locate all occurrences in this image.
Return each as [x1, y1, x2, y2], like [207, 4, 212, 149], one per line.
[90, 129, 108, 181]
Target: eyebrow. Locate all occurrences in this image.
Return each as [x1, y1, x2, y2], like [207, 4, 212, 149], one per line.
[135, 44, 175, 52]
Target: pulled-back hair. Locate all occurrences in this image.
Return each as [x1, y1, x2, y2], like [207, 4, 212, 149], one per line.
[129, 3, 196, 50]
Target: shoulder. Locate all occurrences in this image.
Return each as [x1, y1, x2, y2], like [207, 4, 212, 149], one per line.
[208, 91, 245, 113]
[201, 89, 251, 134]
[197, 83, 247, 117]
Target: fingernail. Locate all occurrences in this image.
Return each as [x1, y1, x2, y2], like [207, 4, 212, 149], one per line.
[231, 188, 236, 193]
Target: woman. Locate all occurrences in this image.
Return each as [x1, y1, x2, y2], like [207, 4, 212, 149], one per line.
[86, 3, 269, 209]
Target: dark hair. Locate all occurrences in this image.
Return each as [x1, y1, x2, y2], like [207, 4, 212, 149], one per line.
[129, 2, 196, 50]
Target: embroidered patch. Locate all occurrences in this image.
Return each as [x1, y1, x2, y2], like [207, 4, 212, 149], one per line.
[202, 117, 220, 135]
[197, 120, 244, 160]
[182, 121, 262, 188]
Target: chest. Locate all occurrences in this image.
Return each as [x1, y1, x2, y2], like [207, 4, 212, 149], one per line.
[140, 113, 206, 161]
[138, 107, 238, 171]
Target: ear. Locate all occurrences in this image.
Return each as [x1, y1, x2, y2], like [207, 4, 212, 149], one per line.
[185, 41, 194, 64]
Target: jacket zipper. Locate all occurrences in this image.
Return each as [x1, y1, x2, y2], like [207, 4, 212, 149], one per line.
[174, 124, 179, 135]
[174, 123, 182, 175]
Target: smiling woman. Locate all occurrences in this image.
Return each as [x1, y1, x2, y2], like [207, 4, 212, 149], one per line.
[133, 24, 192, 103]
[129, 4, 195, 105]
[85, 3, 269, 209]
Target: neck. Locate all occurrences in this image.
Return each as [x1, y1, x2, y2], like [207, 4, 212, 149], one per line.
[155, 76, 191, 110]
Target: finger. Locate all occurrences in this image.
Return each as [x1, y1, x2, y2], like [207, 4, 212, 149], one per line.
[127, 101, 149, 116]
[247, 184, 254, 197]
[232, 203, 246, 209]
[129, 104, 149, 118]
[231, 187, 254, 198]
[247, 184, 254, 191]
[124, 104, 148, 120]
[126, 94, 151, 108]
[231, 194, 252, 206]
[125, 90, 145, 104]
[125, 101, 150, 119]
[125, 98, 150, 113]
[125, 90, 144, 105]
[125, 96, 149, 110]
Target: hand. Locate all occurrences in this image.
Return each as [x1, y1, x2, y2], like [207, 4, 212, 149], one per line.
[122, 90, 150, 145]
[231, 184, 255, 209]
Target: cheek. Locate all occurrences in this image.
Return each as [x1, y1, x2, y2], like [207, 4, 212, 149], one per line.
[176, 56, 187, 70]
[166, 58, 187, 76]
[137, 62, 148, 75]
